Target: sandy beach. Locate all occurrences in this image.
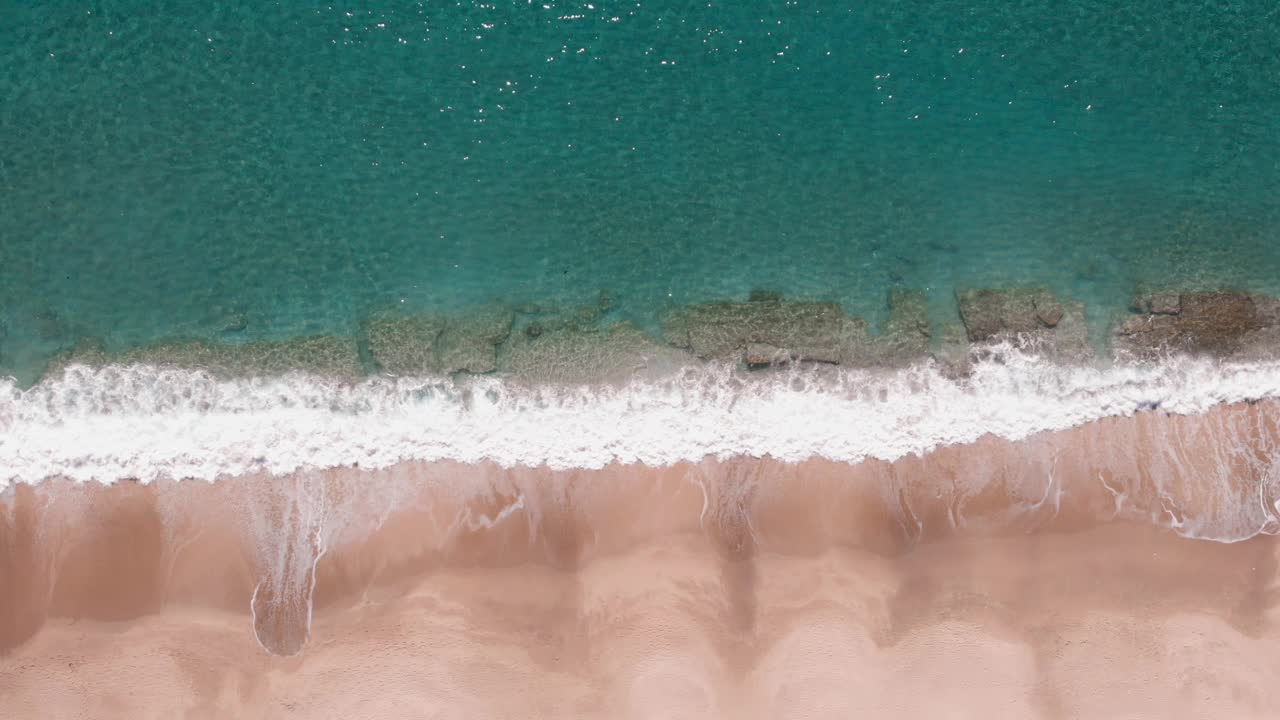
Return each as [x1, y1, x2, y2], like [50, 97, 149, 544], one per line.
[4, 400, 1280, 718]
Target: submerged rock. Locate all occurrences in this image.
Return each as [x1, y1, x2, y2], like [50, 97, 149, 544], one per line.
[872, 289, 931, 364]
[744, 342, 791, 366]
[1046, 301, 1091, 361]
[1114, 291, 1280, 359]
[1036, 302, 1064, 328]
[955, 288, 1090, 361]
[661, 300, 859, 365]
[660, 291, 942, 369]
[364, 314, 446, 375]
[1133, 293, 1181, 316]
[436, 305, 514, 374]
[503, 321, 694, 383]
[206, 303, 250, 334]
[956, 288, 1064, 341]
[509, 291, 617, 342]
[884, 289, 930, 339]
[366, 305, 514, 376]
[221, 312, 249, 333]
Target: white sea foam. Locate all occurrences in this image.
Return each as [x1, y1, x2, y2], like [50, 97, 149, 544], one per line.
[3, 346, 1280, 485]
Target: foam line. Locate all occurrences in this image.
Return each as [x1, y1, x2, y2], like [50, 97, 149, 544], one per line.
[4, 345, 1280, 485]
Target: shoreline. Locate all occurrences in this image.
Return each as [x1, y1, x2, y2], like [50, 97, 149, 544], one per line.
[4, 393, 1280, 717]
[4, 397, 1280, 651]
[6, 348, 1280, 485]
[5, 287, 1280, 486]
[6, 291, 1280, 715]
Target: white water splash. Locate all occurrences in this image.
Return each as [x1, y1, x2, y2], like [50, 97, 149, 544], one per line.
[3, 347, 1280, 485]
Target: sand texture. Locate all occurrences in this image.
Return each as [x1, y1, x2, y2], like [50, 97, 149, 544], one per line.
[4, 401, 1280, 718]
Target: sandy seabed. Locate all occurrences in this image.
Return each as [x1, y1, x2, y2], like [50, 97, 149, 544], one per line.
[4, 402, 1280, 719]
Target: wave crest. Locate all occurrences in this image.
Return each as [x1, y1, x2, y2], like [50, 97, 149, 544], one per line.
[4, 346, 1280, 485]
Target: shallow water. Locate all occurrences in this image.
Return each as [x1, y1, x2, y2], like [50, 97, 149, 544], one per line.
[3, 2, 1280, 380]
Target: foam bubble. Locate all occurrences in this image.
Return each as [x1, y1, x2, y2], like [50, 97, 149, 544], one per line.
[4, 346, 1280, 485]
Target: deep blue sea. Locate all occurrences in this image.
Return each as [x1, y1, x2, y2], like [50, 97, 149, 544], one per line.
[3, 1, 1279, 382]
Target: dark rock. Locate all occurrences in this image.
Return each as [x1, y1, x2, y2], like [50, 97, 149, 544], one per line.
[365, 313, 445, 374]
[1034, 298, 1064, 327]
[1044, 301, 1092, 362]
[1114, 291, 1273, 358]
[525, 323, 544, 339]
[661, 300, 856, 365]
[744, 343, 791, 367]
[1230, 326, 1280, 362]
[367, 305, 514, 376]
[868, 289, 931, 365]
[1134, 293, 1181, 315]
[517, 295, 616, 337]
[885, 289, 930, 340]
[436, 305, 514, 374]
[1251, 294, 1280, 325]
[954, 288, 1091, 362]
[956, 288, 1062, 341]
[502, 321, 694, 383]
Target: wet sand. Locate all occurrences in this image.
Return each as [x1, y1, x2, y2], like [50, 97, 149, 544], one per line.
[4, 401, 1280, 718]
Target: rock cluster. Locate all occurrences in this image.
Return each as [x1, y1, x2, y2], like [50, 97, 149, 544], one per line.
[1114, 291, 1280, 359]
[957, 288, 1064, 341]
[660, 296, 857, 365]
[503, 321, 693, 384]
[363, 314, 443, 374]
[435, 305, 514, 374]
[874, 289, 931, 363]
[955, 288, 1089, 361]
[365, 305, 514, 375]
[31, 284, 1280, 388]
[659, 289, 958, 369]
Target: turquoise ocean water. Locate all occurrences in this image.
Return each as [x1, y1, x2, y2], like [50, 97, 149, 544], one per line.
[2, 1, 1279, 383]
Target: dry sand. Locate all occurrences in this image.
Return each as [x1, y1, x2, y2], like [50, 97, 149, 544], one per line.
[4, 401, 1280, 718]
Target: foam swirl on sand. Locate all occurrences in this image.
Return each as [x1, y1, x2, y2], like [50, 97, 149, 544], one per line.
[4, 346, 1280, 485]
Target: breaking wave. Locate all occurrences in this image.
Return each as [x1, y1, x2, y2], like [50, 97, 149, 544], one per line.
[5, 345, 1280, 485]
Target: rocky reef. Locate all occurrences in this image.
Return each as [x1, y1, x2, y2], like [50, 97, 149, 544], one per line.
[1114, 291, 1280, 360]
[955, 288, 1090, 362]
[660, 297, 856, 365]
[659, 289, 932, 369]
[365, 305, 514, 376]
[27, 285, 1280, 388]
[503, 321, 693, 384]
